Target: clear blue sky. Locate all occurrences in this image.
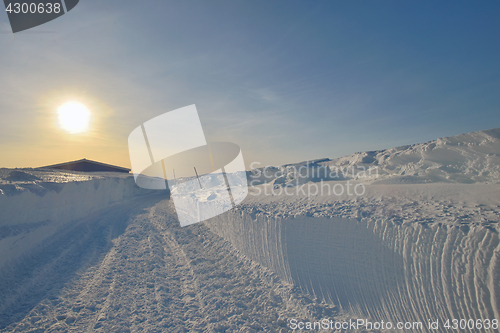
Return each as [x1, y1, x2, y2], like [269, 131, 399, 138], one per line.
[0, 1, 499, 168]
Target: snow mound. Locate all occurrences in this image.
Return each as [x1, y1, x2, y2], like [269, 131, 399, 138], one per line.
[322, 127, 500, 184]
[206, 181, 500, 332]
[248, 128, 500, 186]
[4, 170, 41, 182]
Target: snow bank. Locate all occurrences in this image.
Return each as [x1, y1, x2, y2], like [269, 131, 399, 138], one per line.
[207, 208, 500, 333]
[0, 169, 158, 269]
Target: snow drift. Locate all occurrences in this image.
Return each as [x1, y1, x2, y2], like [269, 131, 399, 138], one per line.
[248, 127, 500, 186]
[0, 170, 158, 269]
[323, 127, 500, 184]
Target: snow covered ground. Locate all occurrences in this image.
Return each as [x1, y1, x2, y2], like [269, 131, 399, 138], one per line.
[0, 127, 499, 332]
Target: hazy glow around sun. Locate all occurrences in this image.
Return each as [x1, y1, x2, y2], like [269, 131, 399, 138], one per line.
[57, 101, 91, 134]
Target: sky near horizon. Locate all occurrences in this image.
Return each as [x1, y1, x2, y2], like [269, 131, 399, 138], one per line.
[0, 1, 499, 170]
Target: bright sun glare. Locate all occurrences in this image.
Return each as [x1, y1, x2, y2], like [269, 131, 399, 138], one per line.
[57, 101, 91, 134]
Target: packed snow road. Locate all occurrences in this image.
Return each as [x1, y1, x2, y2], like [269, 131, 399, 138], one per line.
[0, 194, 343, 333]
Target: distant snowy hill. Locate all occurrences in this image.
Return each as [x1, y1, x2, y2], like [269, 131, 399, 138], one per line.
[322, 127, 500, 184]
[249, 127, 500, 186]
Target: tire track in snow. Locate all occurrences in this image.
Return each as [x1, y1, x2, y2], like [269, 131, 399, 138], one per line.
[148, 205, 207, 314]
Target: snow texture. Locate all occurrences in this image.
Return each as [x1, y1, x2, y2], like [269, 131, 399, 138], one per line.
[0, 196, 345, 332]
[0, 127, 499, 332]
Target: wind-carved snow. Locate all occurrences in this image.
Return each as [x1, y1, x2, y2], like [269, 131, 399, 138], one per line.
[248, 127, 500, 186]
[207, 209, 499, 333]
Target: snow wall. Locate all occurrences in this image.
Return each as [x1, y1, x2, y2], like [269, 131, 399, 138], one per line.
[206, 211, 500, 333]
[0, 176, 156, 270]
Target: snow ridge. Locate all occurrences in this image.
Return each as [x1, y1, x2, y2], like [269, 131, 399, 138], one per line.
[322, 127, 500, 184]
[248, 127, 500, 186]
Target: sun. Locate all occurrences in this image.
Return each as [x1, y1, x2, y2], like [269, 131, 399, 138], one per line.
[57, 101, 91, 134]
